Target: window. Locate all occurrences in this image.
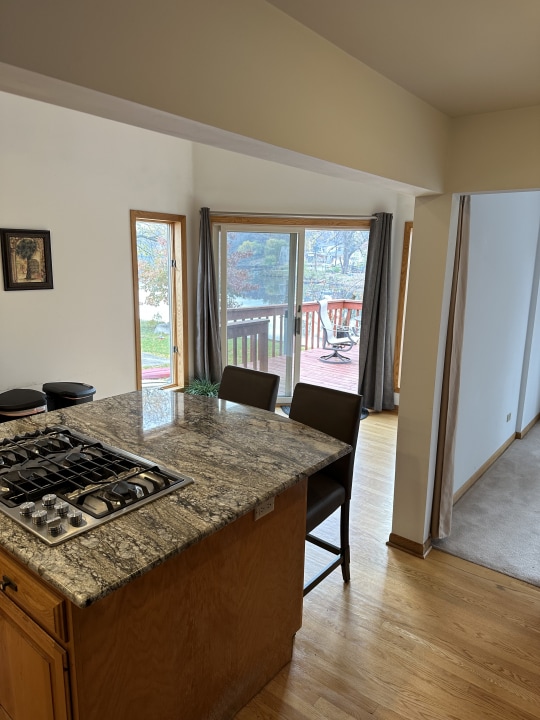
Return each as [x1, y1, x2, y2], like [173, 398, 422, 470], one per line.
[130, 210, 188, 390]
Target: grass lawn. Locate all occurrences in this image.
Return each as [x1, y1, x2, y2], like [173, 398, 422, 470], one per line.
[140, 320, 170, 361]
[141, 320, 286, 368]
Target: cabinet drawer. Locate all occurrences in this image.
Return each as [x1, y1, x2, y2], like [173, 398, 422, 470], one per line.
[0, 549, 67, 642]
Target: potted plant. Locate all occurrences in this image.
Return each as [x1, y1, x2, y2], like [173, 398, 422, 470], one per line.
[183, 377, 220, 397]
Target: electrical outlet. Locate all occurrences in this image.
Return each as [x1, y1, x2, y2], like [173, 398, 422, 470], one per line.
[254, 497, 274, 521]
[506, 413, 512, 422]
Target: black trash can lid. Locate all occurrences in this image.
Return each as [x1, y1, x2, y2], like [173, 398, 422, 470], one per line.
[42, 382, 96, 399]
[0, 389, 47, 412]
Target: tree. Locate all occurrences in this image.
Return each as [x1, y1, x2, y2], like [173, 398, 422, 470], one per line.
[237, 239, 263, 259]
[263, 237, 288, 266]
[137, 223, 169, 306]
[16, 238, 38, 280]
[307, 229, 368, 274]
[227, 248, 257, 307]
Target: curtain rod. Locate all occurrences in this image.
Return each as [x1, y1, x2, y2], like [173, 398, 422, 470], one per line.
[210, 211, 377, 220]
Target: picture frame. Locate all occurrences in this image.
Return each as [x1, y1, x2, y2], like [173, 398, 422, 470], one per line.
[0, 229, 53, 291]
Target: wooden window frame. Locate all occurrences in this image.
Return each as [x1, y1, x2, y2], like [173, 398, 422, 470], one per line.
[393, 221, 413, 393]
[130, 210, 188, 390]
[210, 215, 371, 230]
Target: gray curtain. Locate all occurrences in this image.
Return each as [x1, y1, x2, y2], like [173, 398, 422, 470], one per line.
[431, 195, 470, 539]
[358, 212, 394, 411]
[194, 207, 222, 383]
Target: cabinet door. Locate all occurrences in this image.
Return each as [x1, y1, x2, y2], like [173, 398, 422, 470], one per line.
[0, 591, 70, 720]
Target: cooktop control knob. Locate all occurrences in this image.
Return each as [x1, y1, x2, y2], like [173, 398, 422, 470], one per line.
[54, 501, 69, 517]
[47, 518, 64, 537]
[19, 501, 36, 517]
[68, 509, 84, 527]
[42, 493, 57, 508]
[31, 510, 48, 526]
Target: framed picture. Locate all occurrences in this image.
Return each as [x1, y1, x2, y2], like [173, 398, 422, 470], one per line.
[0, 229, 53, 291]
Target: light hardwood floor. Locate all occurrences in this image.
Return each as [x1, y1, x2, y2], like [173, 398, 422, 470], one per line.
[237, 412, 540, 719]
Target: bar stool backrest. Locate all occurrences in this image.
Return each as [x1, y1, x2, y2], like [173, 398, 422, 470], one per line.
[218, 366, 280, 412]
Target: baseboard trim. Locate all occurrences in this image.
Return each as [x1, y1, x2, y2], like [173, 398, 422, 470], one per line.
[453, 432, 516, 504]
[387, 533, 432, 558]
[516, 413, 540, 439]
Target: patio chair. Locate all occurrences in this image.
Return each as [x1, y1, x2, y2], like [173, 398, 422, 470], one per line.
[318, 299, 359, 363]
[289, 382, 363, 595]
[218, 365, 280, 412]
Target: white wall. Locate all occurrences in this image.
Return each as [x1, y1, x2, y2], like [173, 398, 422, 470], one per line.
[447, 106, 540, 193]
[191, 144, 415, 397]
[392, 193, 460, 544]
[0, 91, 194, 399]
[453, 191, 540, 493]
[395, 100, 540, 545]
[0, 92, 415, 402]
[0, 0, 449, 193]
[192, 144, 407, 216]
[1, 0, 538, 558]
[520, 216, 540, 426]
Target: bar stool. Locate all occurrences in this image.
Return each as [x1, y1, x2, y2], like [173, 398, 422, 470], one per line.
[42, 382, 96, 411]
[0, 389, 47, 423]
[218, 366, 280, 412]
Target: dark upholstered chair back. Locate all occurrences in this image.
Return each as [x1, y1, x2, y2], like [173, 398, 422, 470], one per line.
[289, 382, 363, 594]
[218, 365, 280, 412]
[289, 382, 362, 498]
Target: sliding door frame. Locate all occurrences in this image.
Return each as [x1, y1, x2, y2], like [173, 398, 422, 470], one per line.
[211, 214, 371, 400]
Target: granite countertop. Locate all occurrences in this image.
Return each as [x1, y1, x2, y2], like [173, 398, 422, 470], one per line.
[0, 389, 350, 608]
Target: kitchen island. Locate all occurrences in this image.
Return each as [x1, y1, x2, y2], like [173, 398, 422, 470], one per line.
[0, 389, 350, 720]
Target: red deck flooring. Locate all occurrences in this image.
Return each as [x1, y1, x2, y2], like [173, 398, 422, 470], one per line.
[267, 344, 360, 397]
[143, 345, 360, 395]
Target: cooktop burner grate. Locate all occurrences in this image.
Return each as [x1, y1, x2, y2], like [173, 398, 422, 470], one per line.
[0, 426, 193, 545]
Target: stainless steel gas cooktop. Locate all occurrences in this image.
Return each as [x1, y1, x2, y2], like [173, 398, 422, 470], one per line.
[0, 426, 193, 545]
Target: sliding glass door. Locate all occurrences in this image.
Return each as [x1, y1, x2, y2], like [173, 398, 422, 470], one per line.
[217, 225, 304, 400]
[214, 217, 371, 402]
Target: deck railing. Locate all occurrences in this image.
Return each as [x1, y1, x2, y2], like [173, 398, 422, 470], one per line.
[226, 318, 270, 371]
[226, 298, 362, 368]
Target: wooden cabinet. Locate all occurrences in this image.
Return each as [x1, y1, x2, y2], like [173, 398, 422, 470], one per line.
[0, 551, 67, 642]
[0, 478, 307, 720]
[0, 589, 70, 720]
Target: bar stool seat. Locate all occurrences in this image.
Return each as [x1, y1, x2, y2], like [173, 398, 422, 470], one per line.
[0, 389, 47, 422]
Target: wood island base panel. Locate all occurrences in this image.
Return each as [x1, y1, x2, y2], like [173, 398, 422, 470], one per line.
[0, 389, 350, 720]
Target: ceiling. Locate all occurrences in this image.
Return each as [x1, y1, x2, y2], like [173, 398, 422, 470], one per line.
[265, 0, 540, 117]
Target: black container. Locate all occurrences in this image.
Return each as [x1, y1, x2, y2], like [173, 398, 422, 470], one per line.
[0, 388, 47, 423]
[42, 382, 96, 411]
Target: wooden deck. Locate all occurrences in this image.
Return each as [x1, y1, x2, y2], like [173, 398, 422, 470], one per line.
[143, 343, 360, 395]
[267, 344, 360, 397]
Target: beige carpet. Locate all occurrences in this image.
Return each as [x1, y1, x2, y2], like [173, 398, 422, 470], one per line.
[433, 423, 540, 587]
